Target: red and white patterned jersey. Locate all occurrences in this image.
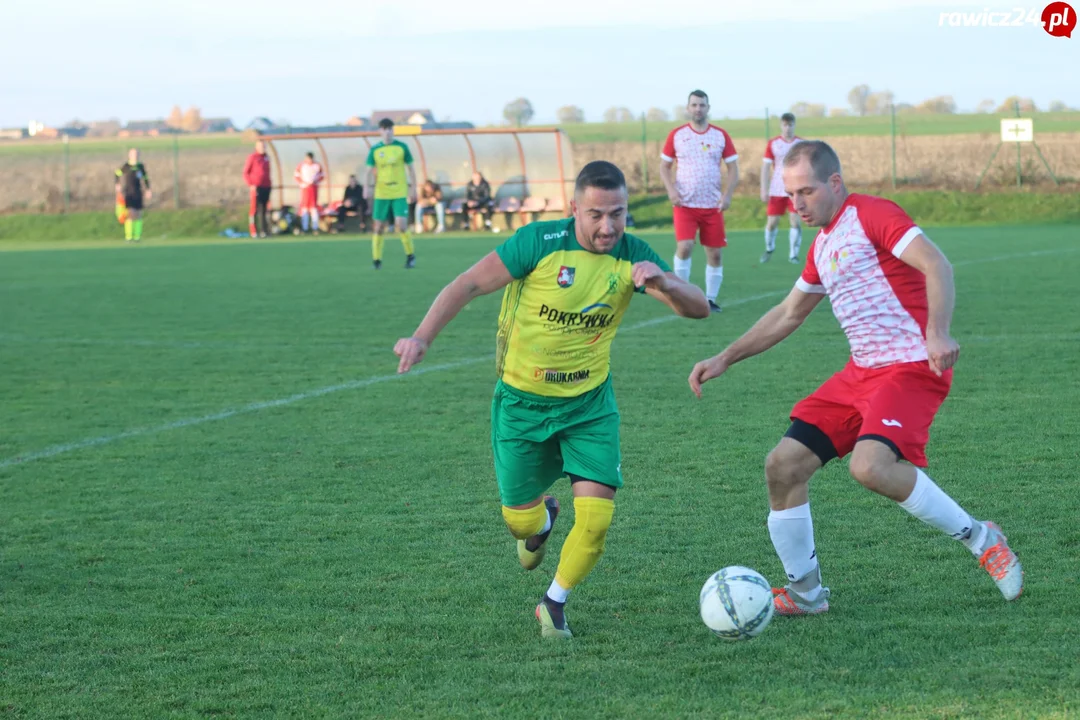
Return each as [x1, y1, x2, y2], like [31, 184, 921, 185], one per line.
[294, 161, 324, 187]
[763, 135, 803, 197]
[661, 124, 738, 208]
[796, 194, 929, 369]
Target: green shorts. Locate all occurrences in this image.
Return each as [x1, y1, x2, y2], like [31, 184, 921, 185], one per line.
[372, 198, 409, 223]
[491, 375, 622, 507]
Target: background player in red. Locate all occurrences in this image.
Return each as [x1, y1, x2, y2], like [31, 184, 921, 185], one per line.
[660, 90, 739, 313]
[244, 140, 272, 238]
[294, 152, 325, 235]
[760, 112, 803, 264]
[689, 140, 1022, 615]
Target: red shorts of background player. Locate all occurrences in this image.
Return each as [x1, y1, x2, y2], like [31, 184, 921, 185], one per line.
[788, 360, 952, 468]
[299, 185, 319, 211]
[766, 196, 794, 216]
[673, 206, 726, 247]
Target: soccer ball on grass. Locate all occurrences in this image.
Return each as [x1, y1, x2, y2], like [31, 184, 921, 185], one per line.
[699, 566, 774, 640]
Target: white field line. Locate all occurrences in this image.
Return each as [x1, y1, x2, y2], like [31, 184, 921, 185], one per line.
[1, 246, 1074, 470]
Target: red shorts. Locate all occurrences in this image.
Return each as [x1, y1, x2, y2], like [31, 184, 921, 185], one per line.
[790, 360, 952, 467]
[673, 206, 726, 247]
[767, 196, 794, 216]
[299, 185, 319, 211]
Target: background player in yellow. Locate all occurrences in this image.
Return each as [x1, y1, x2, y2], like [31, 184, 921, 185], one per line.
[394, 161, 709, 639]
[115, 148, 151, 243]
[365, 118, 418, 269]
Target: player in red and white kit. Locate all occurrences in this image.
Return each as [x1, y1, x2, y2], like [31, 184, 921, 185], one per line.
[660, 90, 739, 313]
[761, 112, 803, 264]
[294, 152, 325, 234]
[689, 140, 1022, 614]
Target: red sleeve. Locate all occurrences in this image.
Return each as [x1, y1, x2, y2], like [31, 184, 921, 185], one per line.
[855, 195, 922, 257]
[763, 139, 775, 161]
[243, 155, 254, 185]
[661, 128, 677, 161]
[795, 239, 825, 293]
[721, 129, 737, 161]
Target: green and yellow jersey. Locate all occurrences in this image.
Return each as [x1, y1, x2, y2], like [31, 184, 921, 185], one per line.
[365, 140, 413, 200]
[494, 218, 670, 398]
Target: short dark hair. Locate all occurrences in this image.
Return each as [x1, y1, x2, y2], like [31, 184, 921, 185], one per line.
[689, 89, 708, 104]
[378, 118, 394, 130]
[305, 151, 314, 160]
[781, 112, 796, 123]
[783, 140, 842, 182]
[575, 161, 626, 194]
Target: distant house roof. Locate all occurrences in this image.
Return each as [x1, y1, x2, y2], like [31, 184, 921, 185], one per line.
[201, 117, 235, 131]
[246, 117, 276, 132]
[370, 109, 435, 126]
[345, 116, 370, 128]
[124, 119, 169, 132]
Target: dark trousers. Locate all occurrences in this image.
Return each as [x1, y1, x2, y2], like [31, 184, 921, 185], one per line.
[250, 186, 271, 235]
[465, 200, 493, 227]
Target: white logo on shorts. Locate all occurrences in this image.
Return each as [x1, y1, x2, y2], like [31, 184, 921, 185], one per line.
[882, 419, 903, 428]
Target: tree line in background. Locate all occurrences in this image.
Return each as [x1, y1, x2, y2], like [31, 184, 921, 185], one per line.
[502, 88, 1074, 126]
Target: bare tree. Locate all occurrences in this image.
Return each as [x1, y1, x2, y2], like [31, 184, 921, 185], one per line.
[914, 96, 957, 114]
[866, 91, 894, 115]
[1049, 100, 1069, 112]
[166, 105, 184, 130]
[996, 96, 1037, 113]
[603, 107, 635, 123]
[829, 107, 849, 118]
[975, 99, 996, 113]
[556, 105, 585, 124]
[672, 105, 690, 122]
[180, 106, 203, 133]
[790, 102, 827, 118]
[503, 98, 535, 127]
[646, 107, 669, 122]
[848, 84, 872, 116]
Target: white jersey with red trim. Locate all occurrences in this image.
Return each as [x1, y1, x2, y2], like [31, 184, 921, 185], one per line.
[294, 161, 325, 187]
[795, 194, 929, 369]
[660, 124, 738, 208]
[763, 135, 803, 197]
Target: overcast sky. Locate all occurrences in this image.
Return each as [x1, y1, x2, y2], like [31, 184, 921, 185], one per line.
[2, 0, 1075, 128]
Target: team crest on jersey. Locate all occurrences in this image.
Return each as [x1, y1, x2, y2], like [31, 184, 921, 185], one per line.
[605, 272, 620, 295]
[557, 266, 575, 287]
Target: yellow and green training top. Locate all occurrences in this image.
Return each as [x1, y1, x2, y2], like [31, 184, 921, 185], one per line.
[365, 140, 413, 200]
[494, 217, 670, 398]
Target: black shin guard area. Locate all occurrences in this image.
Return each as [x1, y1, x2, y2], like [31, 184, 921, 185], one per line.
[785, 420, 840, 466]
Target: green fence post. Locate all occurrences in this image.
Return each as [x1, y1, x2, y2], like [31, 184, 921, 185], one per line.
[63, 133, 70, 213]
[1015, 100, 1022, 187]
[641, 112, 649, 193]
[173, 134, 181, 209]
[890, 103, 897, 189]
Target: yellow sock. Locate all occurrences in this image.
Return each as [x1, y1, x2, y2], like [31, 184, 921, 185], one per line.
[502, 503, 548, 540]
[124, 219, 133, 240]
[400, 232, 414, 256]
[133, 219, 143, 240]
[554, 497, 614, 590]
[372, 234, 384, 261]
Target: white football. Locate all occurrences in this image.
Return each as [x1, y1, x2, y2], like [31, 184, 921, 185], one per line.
[699, 566, 774, 640]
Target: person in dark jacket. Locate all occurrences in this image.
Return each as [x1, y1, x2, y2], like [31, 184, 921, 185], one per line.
[335, 175, 368, 232]
[464, 171, 495, 231]
[243, 140, 272, 238]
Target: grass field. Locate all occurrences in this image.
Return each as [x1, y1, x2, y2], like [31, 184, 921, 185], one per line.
[2, 226, 1079, 718]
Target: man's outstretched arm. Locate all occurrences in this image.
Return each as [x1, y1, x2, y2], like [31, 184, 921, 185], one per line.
[688, 286, 823, 397]
[635, 263, 710, 319]
[394, 251, 514, 373]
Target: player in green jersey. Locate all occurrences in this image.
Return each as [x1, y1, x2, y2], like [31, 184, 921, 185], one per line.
[394, 161, 709, 638]
[365, 118, 418, 269]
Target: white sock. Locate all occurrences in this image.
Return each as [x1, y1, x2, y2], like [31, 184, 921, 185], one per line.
[899, 469, 982, 556]
[540, 508, 552, 535]
[311, 208, 320, 228]
[673, 255, 691, 282]
[789, 227, 802, 258]
[704, 265, 723, 302]
[301, 213, 309, 231]
[765, 227, 778, 253]
[546, 578, 570, 603]
[768, 503, 820, 585]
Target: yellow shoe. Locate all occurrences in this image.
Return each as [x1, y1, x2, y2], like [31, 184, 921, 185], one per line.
[535, 602, 573, 639]
[517, 496, 559, 570]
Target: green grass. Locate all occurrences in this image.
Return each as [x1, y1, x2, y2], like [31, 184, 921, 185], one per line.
[3, 191, 1079, 245]
[2, 227, 1079, 718]
[558, 111, 1080, 143]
